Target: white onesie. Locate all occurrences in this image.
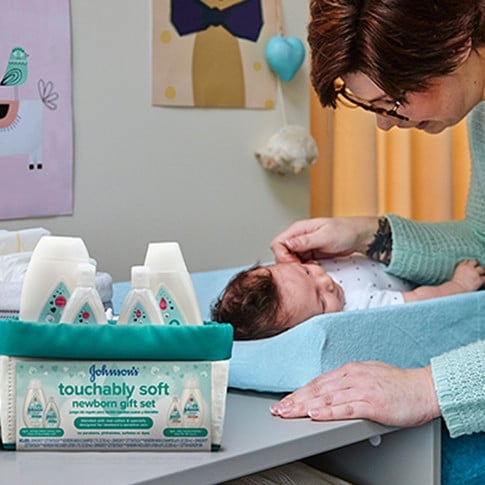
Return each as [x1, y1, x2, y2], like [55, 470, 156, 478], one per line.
[321, 254, 415, 311]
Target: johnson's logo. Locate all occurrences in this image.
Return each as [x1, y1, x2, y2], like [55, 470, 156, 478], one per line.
[89, 364, 139, 383]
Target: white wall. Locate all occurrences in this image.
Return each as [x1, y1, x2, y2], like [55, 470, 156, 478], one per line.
[1, 0, 311, 281]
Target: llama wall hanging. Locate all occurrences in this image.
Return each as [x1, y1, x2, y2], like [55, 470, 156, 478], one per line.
[0, 0, 73, 219]
[152, 0, 281, 109]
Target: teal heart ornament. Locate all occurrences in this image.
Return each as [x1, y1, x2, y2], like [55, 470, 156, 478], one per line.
[265, 35, 306, 82]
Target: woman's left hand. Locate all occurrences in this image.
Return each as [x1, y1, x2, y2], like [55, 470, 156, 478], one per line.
[270, 362, 441, 428]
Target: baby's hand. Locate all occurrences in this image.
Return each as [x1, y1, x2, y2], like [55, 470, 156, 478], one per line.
[451, 260, 485, 291]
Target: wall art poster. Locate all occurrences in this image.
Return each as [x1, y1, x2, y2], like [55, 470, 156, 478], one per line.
[0, 0, 73, 219]
[152, 0, 280, 109]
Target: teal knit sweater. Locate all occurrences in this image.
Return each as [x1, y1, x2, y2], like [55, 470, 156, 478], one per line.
[386, 103, 485, 437]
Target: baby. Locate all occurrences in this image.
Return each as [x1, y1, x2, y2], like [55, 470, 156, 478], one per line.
[211, 254, 485, 340]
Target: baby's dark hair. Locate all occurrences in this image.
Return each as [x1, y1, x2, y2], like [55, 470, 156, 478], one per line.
[210, 264, 284, 340]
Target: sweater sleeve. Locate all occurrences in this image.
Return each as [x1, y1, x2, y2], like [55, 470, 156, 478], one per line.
[431, 339, 485, 438]
[383, 103, 485, 285]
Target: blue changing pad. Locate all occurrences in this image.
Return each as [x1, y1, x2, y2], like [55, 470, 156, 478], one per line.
[113, 266, 484, 392]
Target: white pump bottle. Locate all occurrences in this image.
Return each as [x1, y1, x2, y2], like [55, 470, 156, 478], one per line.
[117, 266, 164, 325]
[60, 263, 108, 324]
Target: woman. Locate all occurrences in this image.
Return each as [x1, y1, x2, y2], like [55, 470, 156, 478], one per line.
[269, 0, 484, 480]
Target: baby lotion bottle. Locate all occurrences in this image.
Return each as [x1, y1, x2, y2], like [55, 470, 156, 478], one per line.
[166, 396, 183, 428]
[44, 396, 61, 428]
[144, 242, 203, 325]
[117, 266, 164, 325]
[60, 263, 108, 324]
[181, 378, 204, 428]
[23, 379, 47, 428]
[19, 236, 90, 323]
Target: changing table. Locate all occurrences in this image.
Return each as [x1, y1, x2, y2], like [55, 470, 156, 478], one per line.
[0, 389, 440, 484]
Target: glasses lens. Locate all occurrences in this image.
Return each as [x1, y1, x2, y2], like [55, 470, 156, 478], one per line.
[334, 79, 409, 121]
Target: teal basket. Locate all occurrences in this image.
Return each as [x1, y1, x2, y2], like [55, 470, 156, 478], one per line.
[0, 319, 233, 361]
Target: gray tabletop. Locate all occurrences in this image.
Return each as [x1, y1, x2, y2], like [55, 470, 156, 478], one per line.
[0, 389, 394, 485]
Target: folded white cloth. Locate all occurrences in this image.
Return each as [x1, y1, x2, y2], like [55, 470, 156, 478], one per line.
[0, 252, 33, 281]
[0, 228, 50, 255]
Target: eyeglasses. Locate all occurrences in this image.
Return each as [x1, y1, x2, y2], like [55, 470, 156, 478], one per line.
[334, 78, 410, 122]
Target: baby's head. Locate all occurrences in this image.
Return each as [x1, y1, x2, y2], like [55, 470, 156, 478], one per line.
[211, 261, 345, 340]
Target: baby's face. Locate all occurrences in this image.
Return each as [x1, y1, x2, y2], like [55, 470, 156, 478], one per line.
[269, 261, 345, 331]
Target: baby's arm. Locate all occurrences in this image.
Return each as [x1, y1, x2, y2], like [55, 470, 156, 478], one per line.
[402, 260, 485, 303]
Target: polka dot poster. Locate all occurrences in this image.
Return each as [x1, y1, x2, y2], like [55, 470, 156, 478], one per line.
[152, 0, 280, 109]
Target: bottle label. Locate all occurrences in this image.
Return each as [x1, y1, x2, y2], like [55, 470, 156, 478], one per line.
[39, 282, 70, 323]
[155, 287, 186, 325]
[73, 302, 100, 324]
[128, 302, 155, 324]
[15, 360, 212, 450]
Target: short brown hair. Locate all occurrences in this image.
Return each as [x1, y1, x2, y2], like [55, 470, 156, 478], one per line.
[309, 0, 485, 107]
[210, 265, 285, 340]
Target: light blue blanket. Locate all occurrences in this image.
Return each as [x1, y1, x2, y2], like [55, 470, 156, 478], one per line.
[113, 265, 484, 393]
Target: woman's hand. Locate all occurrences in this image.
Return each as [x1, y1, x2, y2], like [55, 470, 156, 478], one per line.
[270, 216, 379, 263]
[451, 259, 485, 292]
[270, 362, 441, 428]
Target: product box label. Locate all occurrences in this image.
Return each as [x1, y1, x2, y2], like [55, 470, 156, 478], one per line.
[16, 360, 211, 450]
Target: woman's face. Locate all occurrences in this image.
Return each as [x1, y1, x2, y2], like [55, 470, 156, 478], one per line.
[343, 49, 485, 134]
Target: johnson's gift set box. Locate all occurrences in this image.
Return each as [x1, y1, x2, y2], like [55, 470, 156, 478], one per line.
[0, 237, 233, 451]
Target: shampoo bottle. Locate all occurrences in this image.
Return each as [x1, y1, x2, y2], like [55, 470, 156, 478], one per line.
[117, 266, 164, 325]
[144, 242, 203, 325]
[44, 396, 61, 428]
[60, 263, 108, 324]
[166, 396, 183, 428]
[23, 379, 47, 428]
[181, 378, 204, 428]
[19, 236, 90, 323]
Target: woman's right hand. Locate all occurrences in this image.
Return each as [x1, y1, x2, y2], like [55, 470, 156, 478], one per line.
[270, 216, 380, 263]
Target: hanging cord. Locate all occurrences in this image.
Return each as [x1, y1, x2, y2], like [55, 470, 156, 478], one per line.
[276, 76, 288, 126]
[274, 0, 288, 126]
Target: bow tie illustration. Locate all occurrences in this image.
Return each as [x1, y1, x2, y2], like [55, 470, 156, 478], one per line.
[171, 0, 263, 42]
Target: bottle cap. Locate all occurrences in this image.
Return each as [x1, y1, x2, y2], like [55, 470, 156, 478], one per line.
[144, 242, 189, 273]
[77, 263, 96, 287]
[30, 236, 89, 263]
[131, 266, 150, 289]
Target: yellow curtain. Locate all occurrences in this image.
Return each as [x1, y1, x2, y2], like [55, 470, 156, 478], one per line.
[310, 88, 471, 221]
